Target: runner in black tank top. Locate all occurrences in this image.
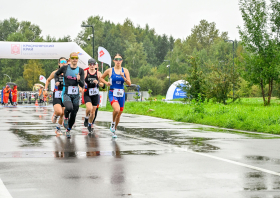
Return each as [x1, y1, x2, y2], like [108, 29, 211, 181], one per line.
[83, 58, 104, 133]
[44, 57, 67, 135]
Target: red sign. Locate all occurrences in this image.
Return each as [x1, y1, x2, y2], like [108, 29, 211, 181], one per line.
[99, 50, 105, 57]
[11, 44, 20, 55]
[40, 77, 43, 80]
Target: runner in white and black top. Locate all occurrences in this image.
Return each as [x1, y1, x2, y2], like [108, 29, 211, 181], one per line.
[44, 57, 67, 134]
[83, 58, 104, 133]
[54, 52, 85, 138]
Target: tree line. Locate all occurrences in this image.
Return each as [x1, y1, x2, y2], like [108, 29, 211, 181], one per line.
[0, 0, 279, 105]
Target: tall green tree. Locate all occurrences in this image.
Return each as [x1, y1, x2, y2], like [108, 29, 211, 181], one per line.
[124, 42, 147, 78]
[186, 20, 228, 53]
[238, 0, 280, 105]
[23, 60, 45, 89]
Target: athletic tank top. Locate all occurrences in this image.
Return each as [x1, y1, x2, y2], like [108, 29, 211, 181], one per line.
[85, 70, 99, 91]
[110, 67, 125, 90]
[62, 65, 80, 95]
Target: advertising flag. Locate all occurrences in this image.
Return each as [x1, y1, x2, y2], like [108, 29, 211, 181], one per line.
[39, 75, 46, 84]
[98, 47, 111, 67]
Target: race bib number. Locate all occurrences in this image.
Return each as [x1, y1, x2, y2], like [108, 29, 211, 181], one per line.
[68, 86, 78, 94]
[89, 88, 99, 96]
[113, 89, 124, 97]
[55, 91, 62, 98]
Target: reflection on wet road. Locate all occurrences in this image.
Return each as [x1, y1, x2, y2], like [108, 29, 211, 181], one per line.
[1, 106, 280, 197]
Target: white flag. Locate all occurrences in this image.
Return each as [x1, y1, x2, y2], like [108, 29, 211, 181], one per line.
[98, 47, 111, 67]
[39, 75, 46, 84]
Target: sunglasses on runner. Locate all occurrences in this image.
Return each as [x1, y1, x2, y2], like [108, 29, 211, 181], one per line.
[70, 56, 79, 60]
[114, 58, 122, 61]
[60, 60, 67, 64]
[89, 63, 95, 66]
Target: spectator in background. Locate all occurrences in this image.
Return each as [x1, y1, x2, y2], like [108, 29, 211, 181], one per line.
[38, 87, 44, 103]
[3, 85, 10, 106]
[1, 87, 4, 105]
[8, 86, 13, 105]
[12, 85, 18, 106]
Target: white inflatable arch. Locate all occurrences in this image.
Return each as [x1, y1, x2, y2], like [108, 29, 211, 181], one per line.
[0, 41, 92, 69]
[165, 80, 188, 100]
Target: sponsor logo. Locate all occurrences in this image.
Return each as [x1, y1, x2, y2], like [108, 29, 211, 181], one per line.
[67, 76, 77, 80]
[99, 50, 105, 57]
[77, 52, 83, 55]
[11, 44, 20, 55]
[40, 76, 44, 80]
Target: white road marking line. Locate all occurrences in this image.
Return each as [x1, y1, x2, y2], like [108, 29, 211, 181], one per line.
[0, 178, 13, 198]
[121, 133, 280, 177]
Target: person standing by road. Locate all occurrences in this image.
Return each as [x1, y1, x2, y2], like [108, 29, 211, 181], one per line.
[83, 58, 104, 133]
[38, 87, 44, 104]
[100, 53, 131, 138]
[3, 85, 11, 106]
[54, 52, 84, 138]
[12, 85, 17, 106]
[44, 57, 68, 134]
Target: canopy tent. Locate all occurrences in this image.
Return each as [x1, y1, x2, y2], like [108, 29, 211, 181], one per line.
[165, 80, 188, 100]
[0, 41, 92, 69]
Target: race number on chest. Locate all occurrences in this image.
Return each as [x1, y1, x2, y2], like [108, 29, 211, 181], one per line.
[113, 89, 124, 97]
[68, 86, 78, 94]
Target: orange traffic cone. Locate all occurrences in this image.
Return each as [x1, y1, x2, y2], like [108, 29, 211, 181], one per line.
[35, 99, 39, 106]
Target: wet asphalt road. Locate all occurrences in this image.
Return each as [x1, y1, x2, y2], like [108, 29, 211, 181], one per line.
[1, 105, 280, 198]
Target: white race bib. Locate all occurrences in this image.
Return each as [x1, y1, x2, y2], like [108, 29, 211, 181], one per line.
[54, 91, 62, 98]
[89, 88, 99, 96]
[68, 86, 78, 94]
[113, 89, 124, 97]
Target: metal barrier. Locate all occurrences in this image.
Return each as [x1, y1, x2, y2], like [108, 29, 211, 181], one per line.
[16, 91, 53, 104]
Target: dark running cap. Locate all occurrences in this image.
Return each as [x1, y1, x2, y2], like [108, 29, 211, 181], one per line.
[88, 58, 96, 64]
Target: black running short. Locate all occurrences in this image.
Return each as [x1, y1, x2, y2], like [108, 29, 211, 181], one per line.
[53, 91, 64, 107]
[84, 92, 99, 106]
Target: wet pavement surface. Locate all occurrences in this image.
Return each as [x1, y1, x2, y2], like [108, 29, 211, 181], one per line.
[1, 105, 280, 198]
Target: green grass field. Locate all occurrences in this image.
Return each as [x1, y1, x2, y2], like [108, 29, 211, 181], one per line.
[82, 97, 280, 134]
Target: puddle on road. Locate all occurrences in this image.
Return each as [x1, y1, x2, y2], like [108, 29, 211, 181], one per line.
[96, 121, 220, 153]
[10, 128, 52, 147]
[245, 155, 280, 165]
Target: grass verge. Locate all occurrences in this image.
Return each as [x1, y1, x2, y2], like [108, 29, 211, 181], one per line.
[81, 98, 280, 134]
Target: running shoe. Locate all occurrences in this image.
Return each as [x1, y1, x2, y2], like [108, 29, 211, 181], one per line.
[63, 117, 69, 129]
[110, 123, 115, 133]
[66, 129, 71, 138]
[84, 117, 89, 127]
[87, 124, 93, 133]
[112, 132, 117, 138]
[52, 113, 58, 123]
[55, 127, 62, 134]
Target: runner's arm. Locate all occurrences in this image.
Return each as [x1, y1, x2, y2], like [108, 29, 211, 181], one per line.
[77, 68, 85, 88]
[97, 71, 104, 88]
[54, 66, 66, 83]
[123, 68, 131, 86]
[44, 71, 55, 95]
[100, 68, 111, 86]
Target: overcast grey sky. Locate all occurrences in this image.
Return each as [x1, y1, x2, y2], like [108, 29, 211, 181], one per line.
[1, 0, 243, 41]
